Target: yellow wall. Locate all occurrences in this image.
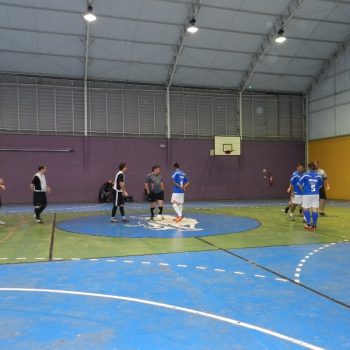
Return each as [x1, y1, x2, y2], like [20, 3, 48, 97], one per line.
[309, 135, 350, 200]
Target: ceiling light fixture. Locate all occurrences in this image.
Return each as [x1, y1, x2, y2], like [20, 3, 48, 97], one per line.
[187, 17, 198, 34]
[275, 28, 286, 44]
[84, 4, 97, 22]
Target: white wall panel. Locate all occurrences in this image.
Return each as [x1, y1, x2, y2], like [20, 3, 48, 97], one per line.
[309, 43, 350, 140]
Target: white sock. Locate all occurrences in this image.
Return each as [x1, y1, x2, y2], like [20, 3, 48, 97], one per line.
[172, 203, 181, 217]
[178, 204, 183, 217]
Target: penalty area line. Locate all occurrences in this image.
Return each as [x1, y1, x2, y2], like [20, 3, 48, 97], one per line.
[0, 287, 324, 350]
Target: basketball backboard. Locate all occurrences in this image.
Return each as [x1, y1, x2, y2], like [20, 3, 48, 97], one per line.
[214, 136, 241, 156]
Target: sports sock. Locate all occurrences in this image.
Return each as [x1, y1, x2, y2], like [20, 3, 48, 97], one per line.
[172, 203, 181, 217]
[285, 206, 289, 214]
[312, 211, 318, 226]
[119, 206, 125, 217]
[178, 204, 183, 217]
[111, 206, 117, 217]
[34, 208, 40, 220]
[303, 209, 311, 225]
[150, 207, 155, 217]
[158, 206, 163, 215]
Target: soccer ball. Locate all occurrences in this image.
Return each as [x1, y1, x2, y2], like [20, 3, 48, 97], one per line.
[156, 214, 163, 221]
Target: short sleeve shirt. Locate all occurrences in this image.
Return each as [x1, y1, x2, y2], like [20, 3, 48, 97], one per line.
[145, 173, 163, 193]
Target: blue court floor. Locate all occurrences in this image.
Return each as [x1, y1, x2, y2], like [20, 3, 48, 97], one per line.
[1, 248, 350, 349]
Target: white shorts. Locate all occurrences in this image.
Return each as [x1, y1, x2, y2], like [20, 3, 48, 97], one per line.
[302, 195, 319, 209]
[292, 194, 303, 205]
[171, 193, 185, 204]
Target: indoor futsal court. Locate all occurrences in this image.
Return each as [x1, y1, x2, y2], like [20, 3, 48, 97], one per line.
[0, 1, 350, 349]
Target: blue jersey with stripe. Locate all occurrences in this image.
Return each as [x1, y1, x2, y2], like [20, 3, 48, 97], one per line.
[172, 169, 189, 193]
[298, 171, 323, 196]
[290, 171, 304, 195]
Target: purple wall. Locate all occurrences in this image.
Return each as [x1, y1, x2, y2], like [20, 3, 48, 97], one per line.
[0, 134, 304, 204]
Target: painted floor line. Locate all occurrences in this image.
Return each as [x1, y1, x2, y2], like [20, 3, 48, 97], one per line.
[0, 257, 291, 284]
[0, 287, 325, 350]
[294, 240, 347, 284]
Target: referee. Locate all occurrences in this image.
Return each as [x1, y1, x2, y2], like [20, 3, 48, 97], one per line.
[144, 165, 164, 220]
[30, 165, 51, 223]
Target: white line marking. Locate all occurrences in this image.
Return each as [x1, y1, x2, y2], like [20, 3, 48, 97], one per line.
[105, 260, 116, 262]
[254, 274, 266, 278]
[214, 268, 226, 272]
[195, 266, 207, 270]
[159, 263, 169, 266]
[0, 258, 9, 260]
[294, 242, 339, 283]
[234, 271, 245, 275]
[89, 259, 99, 261]
[141, 261, 151, 265]
[0, 288, 325, 350]
[16, 258, 27, 260]
[71, 258, 81, 261]
[177, 264, 187, 268]
[123, 260, 134, 264]
[35, 258, 46, 260]
[275, 278, 288, 282]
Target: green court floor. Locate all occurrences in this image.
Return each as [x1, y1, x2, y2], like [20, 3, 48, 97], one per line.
[0, 205, 349, 264]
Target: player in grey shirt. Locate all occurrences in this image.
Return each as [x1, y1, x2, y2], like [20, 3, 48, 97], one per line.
[144, 165, 164, 220]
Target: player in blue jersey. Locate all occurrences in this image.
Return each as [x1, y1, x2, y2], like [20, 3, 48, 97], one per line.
[287, 162, 304, 221]
[171, 163, 189, 222]
[298, 161, 323, 231]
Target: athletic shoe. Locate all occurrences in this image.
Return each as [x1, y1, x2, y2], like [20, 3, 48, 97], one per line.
[0, 220, 5, 225]
[175, 216, 183, 222]
[304, 224, 314, 231]
[284, 207, 289, 214]
[36, 219, 44, 224]
[319, 212, 326, 217]
[110, 217, 118, 223]
[149, 216, 155, 221]
[312, 225, 317, 230]
[173, 217, 179, 221]
[289, 214, 295, 221]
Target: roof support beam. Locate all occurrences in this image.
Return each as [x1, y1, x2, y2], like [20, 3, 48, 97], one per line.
[239, 0, 305, 93]
[166, 0, 201, 88]
[307, 34, 350, 93]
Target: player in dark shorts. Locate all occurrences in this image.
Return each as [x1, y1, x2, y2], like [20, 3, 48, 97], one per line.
[314, 161, 330, 216]
[144, 165, 164, 220]
[30, 165, 51, 223]
[0, 178, 6, 225]
[110, 163, 128, 223]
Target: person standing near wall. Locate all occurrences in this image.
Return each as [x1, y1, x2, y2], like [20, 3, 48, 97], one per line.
[298, 162, 323, 231]
[287, 162, 304, 221]
[145, 165, 164, 220]
[171, 163, 189, 222]
[110, 163, 129, 223]
[31, 165, 51, 224]
[314, 161, 330, 216]
[0, 178, 6, 225]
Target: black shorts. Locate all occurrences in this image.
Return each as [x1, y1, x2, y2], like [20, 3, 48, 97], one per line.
[319, 187, 327, 200]
[149, 191, 164, 202]
[112, 189, 125, 206]
[33, 192, 47, 207]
